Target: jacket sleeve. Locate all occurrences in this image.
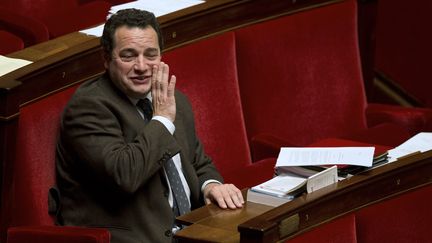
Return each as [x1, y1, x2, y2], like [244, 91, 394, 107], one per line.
[59, 92, 181, 194]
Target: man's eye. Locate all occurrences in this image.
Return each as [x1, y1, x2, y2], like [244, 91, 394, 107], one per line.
[146, 55, 158, 60]
[120, 55, 135, 62]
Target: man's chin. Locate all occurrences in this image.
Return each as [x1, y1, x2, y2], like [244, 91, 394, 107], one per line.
[129, 88, 151, 98]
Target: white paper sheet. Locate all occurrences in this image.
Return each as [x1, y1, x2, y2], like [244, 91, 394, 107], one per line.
[276, 147, 375, 167]
[80, 0, 204, 37]
[388, 132, 432, 162]
[0, 55, 32, 77]
[306, 165, 338, 193]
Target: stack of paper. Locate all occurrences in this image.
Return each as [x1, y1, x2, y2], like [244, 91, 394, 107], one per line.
[247, 147, 375, 207]
[80, 0, 204, 37]
[247, 166, 338, 207]
[388, 132, 432, 162]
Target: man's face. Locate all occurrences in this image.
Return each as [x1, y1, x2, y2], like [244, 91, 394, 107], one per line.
[105, 26, 161, 98]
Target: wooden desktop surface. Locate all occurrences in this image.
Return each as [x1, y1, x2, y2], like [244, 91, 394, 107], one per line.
[174, 150, 432, 242]
[175, 190, 273, 243]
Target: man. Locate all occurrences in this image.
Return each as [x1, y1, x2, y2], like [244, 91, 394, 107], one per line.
[55, 8, 243, 243]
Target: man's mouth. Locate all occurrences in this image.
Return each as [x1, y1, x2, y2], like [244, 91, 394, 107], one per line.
[130, 76, 150, 83]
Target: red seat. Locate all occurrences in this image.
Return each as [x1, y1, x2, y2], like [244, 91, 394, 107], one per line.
[163, 32, 276, 189]
[0, 0, 111, 38]
[234, 0, 429, 161]
[1, 85, 111, 243]
[0, 30, 24, 55]
[0, 7, 49, 48]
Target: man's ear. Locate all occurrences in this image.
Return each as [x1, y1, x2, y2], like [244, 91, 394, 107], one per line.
[103, 52, 111, 69]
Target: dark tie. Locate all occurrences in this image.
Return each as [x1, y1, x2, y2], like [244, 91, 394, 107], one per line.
[137, 98, 153, 122]
[137, 99, 190, 216]
[165, 160, 190, 216]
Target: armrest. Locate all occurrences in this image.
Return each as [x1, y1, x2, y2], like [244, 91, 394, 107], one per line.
[366, 103, 432, 135]
[0, 7, 49, 46]
[7, 225, 110, 243]
[251, 133, 297, 161]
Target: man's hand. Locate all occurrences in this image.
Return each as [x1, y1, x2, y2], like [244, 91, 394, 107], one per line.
[151, 62, 176, 122]
[203, 183, 244, 209]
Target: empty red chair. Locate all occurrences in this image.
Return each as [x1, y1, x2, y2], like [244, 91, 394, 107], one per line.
[234, 0, 431, 161]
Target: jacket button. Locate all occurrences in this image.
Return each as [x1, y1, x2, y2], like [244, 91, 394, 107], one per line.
[165, 230, 172, 237]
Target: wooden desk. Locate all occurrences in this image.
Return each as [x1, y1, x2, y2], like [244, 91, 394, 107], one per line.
[175, 190, 273, 242]
[175, 151, 432, 242]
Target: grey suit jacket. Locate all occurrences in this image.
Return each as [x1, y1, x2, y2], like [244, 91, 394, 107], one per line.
[55, 74, 223, 243]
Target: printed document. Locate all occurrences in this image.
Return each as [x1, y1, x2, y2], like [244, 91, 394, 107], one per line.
[276, 147, 375, 167]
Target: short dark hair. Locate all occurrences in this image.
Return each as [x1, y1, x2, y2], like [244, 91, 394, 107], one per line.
[101, 9, 163, 57]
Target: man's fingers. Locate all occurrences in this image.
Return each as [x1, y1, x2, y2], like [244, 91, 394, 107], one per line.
[206, 184, 244, 209]
[205, 197, 212, 205]
[151, 64, 158, 103]
[167, 75, 176, 97]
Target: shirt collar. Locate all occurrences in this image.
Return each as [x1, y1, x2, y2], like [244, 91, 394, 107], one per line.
[128, 92, 152, 106]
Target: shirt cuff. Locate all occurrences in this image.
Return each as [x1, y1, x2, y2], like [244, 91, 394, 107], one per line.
[152, 116, 175, 135]
[201, 179, 222, 194]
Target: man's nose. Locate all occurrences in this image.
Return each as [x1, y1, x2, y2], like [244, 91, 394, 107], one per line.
[133, 56, 147, 72]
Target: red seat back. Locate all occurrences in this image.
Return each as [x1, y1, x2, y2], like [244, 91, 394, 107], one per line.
[235, 0, 367, 147]
[0, 30, 24, 55]
[6, 86, 78, 227]
[163, 32, 254, 176]
[0, 0, 110, 38]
